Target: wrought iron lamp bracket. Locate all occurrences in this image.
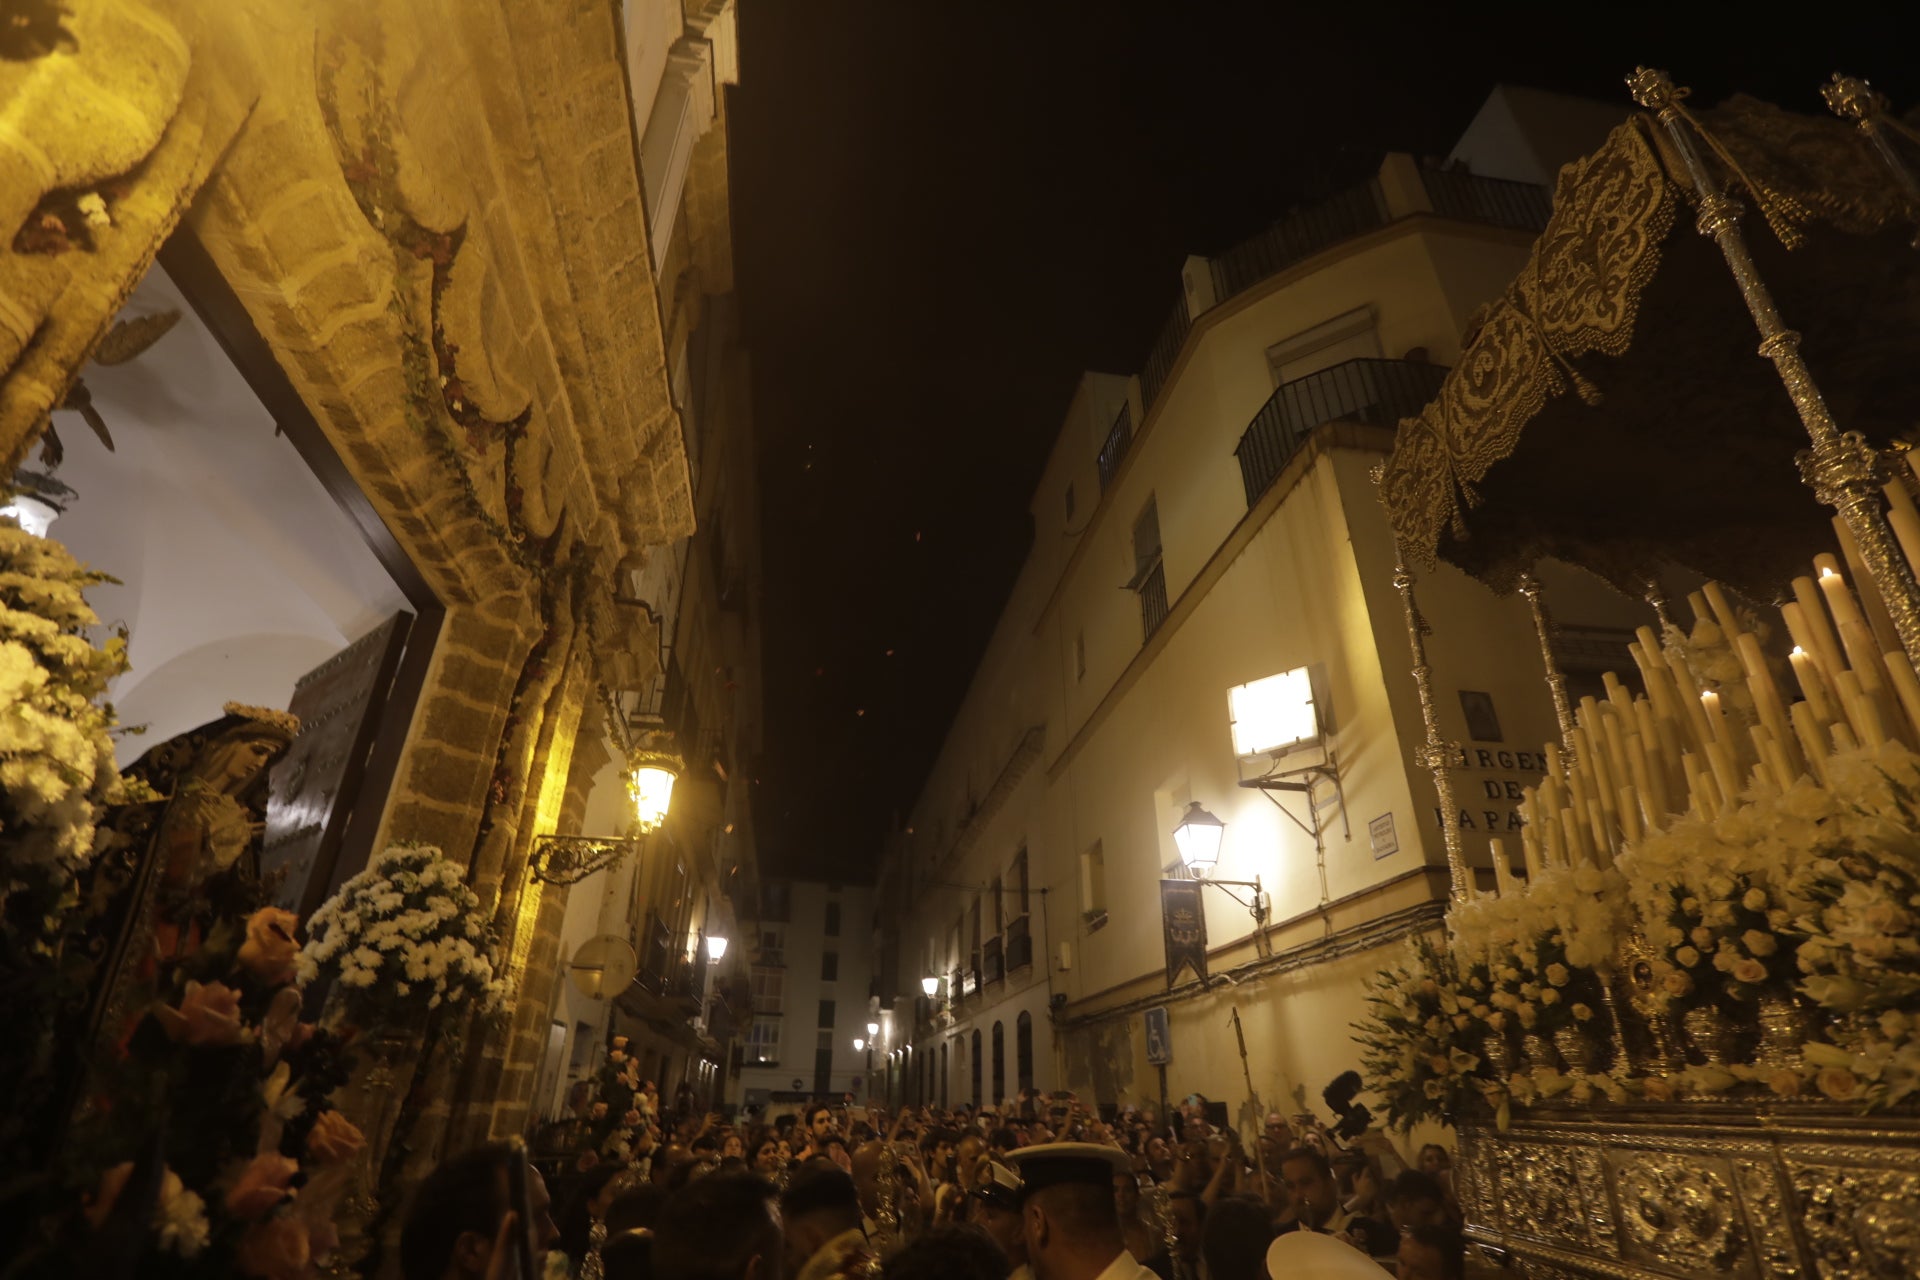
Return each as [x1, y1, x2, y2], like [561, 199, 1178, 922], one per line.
[1189, 871, 1268, 926]
[530, 833, 641, 886]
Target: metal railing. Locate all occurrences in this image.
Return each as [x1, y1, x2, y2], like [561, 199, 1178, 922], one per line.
[1005, 915, 1032, 971]
[1209, 178, 1392, 301]
[1138, 296, 1191, 419]
[1138, 561, 1170, 641]
[1096, 403, 1133, 491]
[1419, 168, 1553, 232]
[983, 936, 1004, 986]
[1234, 357, 1450, 506]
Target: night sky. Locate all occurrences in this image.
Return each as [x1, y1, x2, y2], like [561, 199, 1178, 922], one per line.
[730, 1, 1920, 881]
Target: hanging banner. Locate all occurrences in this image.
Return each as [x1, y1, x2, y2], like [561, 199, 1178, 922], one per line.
[1160, 878, 1209, 989]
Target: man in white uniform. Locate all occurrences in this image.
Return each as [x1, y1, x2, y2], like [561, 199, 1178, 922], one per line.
[1008, 1145, 1158, 1280]
[969, 1158, 1031, 1280]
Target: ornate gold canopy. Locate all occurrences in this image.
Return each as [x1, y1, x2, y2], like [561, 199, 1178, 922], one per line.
[1379, 95, 1920, 599]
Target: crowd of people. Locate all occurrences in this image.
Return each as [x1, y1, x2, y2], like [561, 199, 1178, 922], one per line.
[403, 1088, 1471, 1280]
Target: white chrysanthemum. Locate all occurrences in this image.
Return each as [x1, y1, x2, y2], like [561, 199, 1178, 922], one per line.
[299, 842, 505, 1023]
[0, 528, 132, 936]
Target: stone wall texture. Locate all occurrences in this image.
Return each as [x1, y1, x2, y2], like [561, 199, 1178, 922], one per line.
[0, 0, 699, 1206]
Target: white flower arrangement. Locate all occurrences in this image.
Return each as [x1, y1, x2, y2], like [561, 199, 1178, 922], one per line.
[298, 843, 507, 1028]
[1354, 740, 1920, 1122]
[0, 520, 135, 941]
[1355, 936, 1487, 1129]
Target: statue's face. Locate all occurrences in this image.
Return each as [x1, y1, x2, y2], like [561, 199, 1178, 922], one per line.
[207, 735, 281, 793]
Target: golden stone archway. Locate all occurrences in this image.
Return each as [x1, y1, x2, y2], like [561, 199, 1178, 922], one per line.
[2, 0, 694, 1166]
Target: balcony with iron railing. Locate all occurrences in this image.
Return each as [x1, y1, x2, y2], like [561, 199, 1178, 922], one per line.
[1418, 167, 1553, 232]
[1130, 163, 1548, 427]
[1005, 915, 1032, 972]
[1233, 357, 1451, 507]
[1137, 560, 1169, 641]
[1209, 178, 1394, 302]
[1096, 403, 1133, 492]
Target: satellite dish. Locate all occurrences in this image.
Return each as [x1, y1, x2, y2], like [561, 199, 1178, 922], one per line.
[569, 935, 638, 999]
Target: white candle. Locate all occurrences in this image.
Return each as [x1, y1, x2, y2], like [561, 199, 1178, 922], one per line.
[1736, 632, 1799, 774]
[1544, 741, 1566, 783]
[1762, 730, 1801, 792]
[1790, 702, 1831, 785]
[1617, 784, 1643, 844]
[1791, 574, 1848, 685]
[1788, 645, 1837, 725]
[1520, 820, 1544, 882]
[1884, 650, 1920, 746]
[1490, 837, 1514, 896]
[1705, 739, 1742, 805]
[1702, 581, 1743, 640]
[1817, 557, 1881, 677]
[1837, 669, 1888, 746]
[1700, 689, 1730, 744]
[1835, 517, 1903, 659]
[1883, 479, 1920, 579]
[1666, 656, 1717, 756]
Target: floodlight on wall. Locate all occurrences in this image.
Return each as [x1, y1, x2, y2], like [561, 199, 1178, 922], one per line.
[705, 935, 729, 962]
[1228, 667, 1319, 758]
[1228, 664, 1348, 872]
[1171, 801, 1226, 873]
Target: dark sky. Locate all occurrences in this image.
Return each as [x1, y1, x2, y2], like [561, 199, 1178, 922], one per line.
[730, 1, 1920, 882]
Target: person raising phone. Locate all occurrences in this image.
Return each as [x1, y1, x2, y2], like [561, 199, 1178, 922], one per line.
[399, 1142, 562, 1280]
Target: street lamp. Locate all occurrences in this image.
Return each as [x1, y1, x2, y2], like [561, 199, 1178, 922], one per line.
[1170, 798, 1267, 926]
[853, 1038, 865, 1052]
[921, 975, 940, 998]
[629, 743, 682, 835]
[1172, 802, 1226, 874]
[532, 730, 685, 884]
[866, 1021, 880, 1038]
[705, 935, 729, 962]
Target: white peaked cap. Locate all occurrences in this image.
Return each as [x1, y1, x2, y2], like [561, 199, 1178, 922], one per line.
[1264, 1231, 1393, 1279]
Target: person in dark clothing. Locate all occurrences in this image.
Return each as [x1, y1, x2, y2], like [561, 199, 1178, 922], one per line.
[561, 1165, 629, 1269]
[1199, 1195, 1274, 1280]
[653, 1172, 784, 1280]
[881, 1224, 1011, 1280]
[398, 1144, 562, 1280]
[1397, 1222, 1465, 1280]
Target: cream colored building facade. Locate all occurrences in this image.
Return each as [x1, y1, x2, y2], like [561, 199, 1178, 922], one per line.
[540, 0, 765, 1122]
[875, 91, 1651, 1128]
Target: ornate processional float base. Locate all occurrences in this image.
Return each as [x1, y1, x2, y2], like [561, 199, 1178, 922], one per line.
[1454, 1101, 1920, 1279]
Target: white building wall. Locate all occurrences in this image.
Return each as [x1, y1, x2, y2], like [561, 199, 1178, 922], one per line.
[883, 110, 1656, 1128]
[737, 880, 880, 1112]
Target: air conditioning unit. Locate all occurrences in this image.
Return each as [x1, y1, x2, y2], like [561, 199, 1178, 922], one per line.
[1057, 942, 1073, 972]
